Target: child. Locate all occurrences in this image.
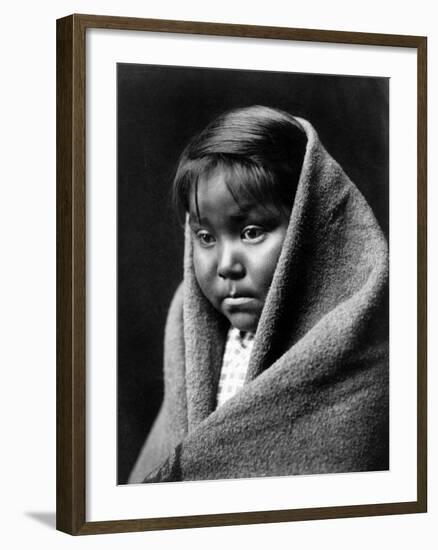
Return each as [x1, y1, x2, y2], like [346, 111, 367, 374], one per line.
[128, 105, 389, 483]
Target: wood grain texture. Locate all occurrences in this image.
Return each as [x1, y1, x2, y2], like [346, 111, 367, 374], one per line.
[417, 37, 428, 513]
[56, 14, 86, 535]
[74, 12, 425, 47]
[56, 15, 73, 534]
[76, 501, 422, 536]
[56, 13, 427, 535]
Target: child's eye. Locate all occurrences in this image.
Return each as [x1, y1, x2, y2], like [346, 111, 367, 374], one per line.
[241, 226, 265, 242]
[196, 230, 216, 247]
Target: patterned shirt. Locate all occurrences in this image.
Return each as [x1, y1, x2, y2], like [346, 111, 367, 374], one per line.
[215, 327, 255, 409]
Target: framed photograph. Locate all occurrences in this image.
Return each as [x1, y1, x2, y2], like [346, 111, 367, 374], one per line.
[56, 14, 427, 535]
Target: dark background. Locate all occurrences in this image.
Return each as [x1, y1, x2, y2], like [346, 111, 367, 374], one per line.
[117, 63, 389, 484]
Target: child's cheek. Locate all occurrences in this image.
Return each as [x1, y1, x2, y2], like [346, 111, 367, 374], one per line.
[193, 247, 218, 301]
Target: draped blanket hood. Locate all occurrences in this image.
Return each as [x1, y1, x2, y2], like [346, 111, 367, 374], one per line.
[129, 118, 389, 484]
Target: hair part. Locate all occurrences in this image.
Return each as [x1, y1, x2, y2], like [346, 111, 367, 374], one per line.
[172, 105, 308, 223]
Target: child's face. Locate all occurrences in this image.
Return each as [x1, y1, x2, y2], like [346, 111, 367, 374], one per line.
[189, 172, 289, 333]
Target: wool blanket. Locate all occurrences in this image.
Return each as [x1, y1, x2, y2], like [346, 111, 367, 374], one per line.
[128, 118, 389, 484]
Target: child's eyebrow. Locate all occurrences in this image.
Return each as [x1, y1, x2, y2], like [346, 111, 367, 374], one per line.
[188, 214, 204, 227]
[189, 203, 275, 227]
[228, 211, 252, 222]
[227, 202, 275, 221]
[189, 209, 252, 226]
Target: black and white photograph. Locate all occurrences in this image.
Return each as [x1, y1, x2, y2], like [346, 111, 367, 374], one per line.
[1, 0, 433, 545]
[117, 63, 390, 485]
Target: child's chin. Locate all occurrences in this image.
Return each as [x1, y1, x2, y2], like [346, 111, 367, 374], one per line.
[227, 312, 259, 334]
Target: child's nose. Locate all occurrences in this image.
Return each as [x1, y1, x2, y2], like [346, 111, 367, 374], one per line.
[217, 243, 245, 280]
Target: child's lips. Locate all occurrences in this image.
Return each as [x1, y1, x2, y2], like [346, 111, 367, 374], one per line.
[223, 296, 254, 306]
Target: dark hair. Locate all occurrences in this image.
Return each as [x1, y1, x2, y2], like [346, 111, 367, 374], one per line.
[172, 105, 307, 222]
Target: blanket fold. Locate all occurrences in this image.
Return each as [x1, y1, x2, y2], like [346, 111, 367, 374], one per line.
[128, 117, 389, 484]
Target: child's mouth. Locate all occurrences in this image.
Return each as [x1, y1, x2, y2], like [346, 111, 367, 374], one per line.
[222, 296, 255, 307]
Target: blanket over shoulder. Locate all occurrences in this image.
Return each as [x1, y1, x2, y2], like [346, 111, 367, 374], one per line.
[129, 118, 389, 484]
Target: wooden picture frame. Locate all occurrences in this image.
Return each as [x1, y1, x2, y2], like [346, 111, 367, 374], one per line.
[56, 13, 427, 535]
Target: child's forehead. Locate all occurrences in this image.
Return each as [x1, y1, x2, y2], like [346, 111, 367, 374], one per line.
[187, 161, 291, 223]
[190, 173, 259, 213]
[188, 182, 286, 228]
